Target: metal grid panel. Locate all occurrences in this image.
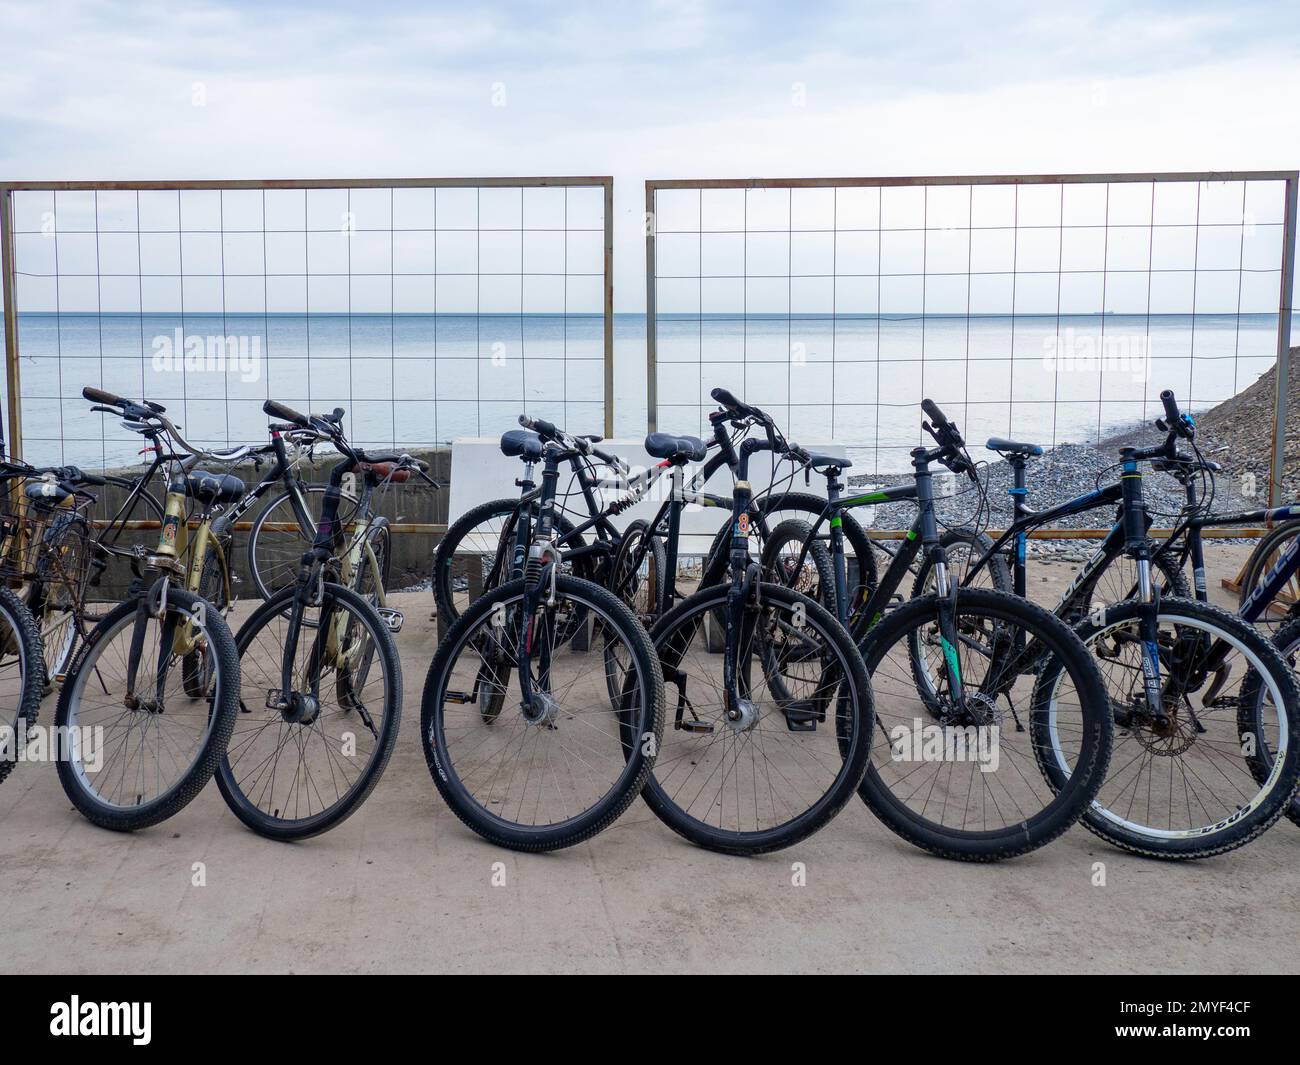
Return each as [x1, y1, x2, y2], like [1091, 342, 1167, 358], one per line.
[0, 177, 614, 467]
[647, 172, 1296, 503]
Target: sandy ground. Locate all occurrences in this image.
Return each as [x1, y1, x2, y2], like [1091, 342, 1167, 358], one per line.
[2, 541, 1297, 975]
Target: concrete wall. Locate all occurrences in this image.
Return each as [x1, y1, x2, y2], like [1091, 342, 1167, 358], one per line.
[90, 447, 451, 597]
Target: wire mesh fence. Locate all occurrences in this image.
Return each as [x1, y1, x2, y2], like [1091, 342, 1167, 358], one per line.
[0, 178, 613, 468]
[646, 173, 1297, 500]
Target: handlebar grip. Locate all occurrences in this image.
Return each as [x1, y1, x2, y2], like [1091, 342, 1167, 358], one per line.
[921, 398, 949, 428]
[78, 472, 107, 487]
[1160, 390, 1181, 426]
[83, 386, 125, 407]
[710, 387, 742, 409]
[263, 399, 309, 427]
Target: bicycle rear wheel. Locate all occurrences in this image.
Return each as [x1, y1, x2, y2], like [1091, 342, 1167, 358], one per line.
[859, 587, 1112, 861]
[1238, 519, 1300, 632]
[1264, 616, 1300, 826]
[35, 512, 94, 684]
[644, 582, 874, 854]
[217, 583, 402, 840]
[247, 483, 327, 600]
[422, 575, 663, 851]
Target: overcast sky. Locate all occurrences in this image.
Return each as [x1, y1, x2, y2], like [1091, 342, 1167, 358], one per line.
[0, 0, 1296, 311]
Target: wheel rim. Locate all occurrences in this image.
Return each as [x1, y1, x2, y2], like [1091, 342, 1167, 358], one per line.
[1061, 611, 1290, 840]
[432, 589, 653, 833]
[226, 592, 395, 827]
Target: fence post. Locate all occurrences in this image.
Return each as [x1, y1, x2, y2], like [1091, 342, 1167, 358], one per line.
[1271, 172, 1298, 508]
[645, 181, 657, 433]
[0, 188, 20, 461]
[603, 177, 614, 439]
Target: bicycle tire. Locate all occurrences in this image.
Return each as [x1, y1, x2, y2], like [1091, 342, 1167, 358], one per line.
[1238, 519, 1300, 631]
[1058, 596, 1300, 859]
[422, 574, 663, 851]
[0, 588, 46, 785]
[54, 586, 240, 831]
[859, 587, 1112, 861]
[246, 482, 326, 601]
[217, 582, 402, 840]
[1265, 615, 1300, 827]
[433, 498, 591, 628]
[643, 581, 874, 855]
[911, 527, 1011, 597]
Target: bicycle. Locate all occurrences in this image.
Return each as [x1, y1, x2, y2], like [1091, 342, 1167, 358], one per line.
[54, 386, 245, 831]
[961, 391, 1300, 858]
[215, 400, 406, 840]
[640, 391, 875, 855]
[421, 427, 665, 851]
[433, 403, 876, 629]
[773, 399, 1115, 860]
[0, 459, 114, 686]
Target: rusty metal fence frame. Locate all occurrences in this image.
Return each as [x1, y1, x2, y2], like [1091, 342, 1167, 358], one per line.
[645, 172, 1297, 528]
[0, 176, 616, 467]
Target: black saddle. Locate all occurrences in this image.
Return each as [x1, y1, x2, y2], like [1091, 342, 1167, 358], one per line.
[644, 432, 706, 463]
[185, 471, 245, 505]
[807, 451, 852, 471]
[986, 437, 1043, 458]
[500, 429, 543, 462]
[24, 480, 71, 505]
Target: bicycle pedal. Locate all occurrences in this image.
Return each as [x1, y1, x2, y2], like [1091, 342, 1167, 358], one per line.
[264, 688, 290, 711]
[445, 689, 474, 704]
[377, 607, 404, 633]
[679, 719, 714, 734]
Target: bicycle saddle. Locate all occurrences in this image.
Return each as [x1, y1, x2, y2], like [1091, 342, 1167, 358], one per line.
[986, 437, 1043, 458]
[644, 432, 706, 463]
[807, 451, 852, 471]
[24, 480, 71, 505]
[185, 471, 246, 505]
[500, 429, 543, 462]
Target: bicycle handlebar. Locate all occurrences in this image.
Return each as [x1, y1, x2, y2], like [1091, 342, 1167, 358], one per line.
[86, 387, 253, 462]
[263, 399, 310, 428]
[920, 398, 949, 429]
[517, 414, 629, 474]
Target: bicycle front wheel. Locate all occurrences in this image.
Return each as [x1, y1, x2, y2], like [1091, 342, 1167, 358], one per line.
[1057, 596, 1300, 858]
[644, 582, 874, 855]
[0, 588, 45, 785]
[217, 582, 402, 840]
[54, 586, 240, 830]
[422, 575, 663, 851]
[859, 587, 1112, 861]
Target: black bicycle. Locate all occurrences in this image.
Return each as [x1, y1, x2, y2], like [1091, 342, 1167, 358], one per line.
[215, 400, 405, 841]
[773, 399, 1115, 860]
[638, 389, 875, 855]
[942, 391, 1300, 858]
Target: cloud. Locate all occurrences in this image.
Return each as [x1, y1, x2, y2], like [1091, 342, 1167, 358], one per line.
[0, 0, 1295, 310]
